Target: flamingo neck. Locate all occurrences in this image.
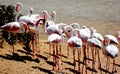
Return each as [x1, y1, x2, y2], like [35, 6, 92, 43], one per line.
[15, 12, 19, 22]
[58, 25, 64, 42]
[51, 11, 56, 23]
[15, 3, 23, 22]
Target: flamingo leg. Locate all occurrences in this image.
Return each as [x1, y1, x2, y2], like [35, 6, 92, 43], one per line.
[12, 33, 15, 55]
[37, 30, 40, 53]
[91, 47, 95, 70]
[108, 57, 110, 71]
[97, 49, 101, 69]
[106, 57, 108, 71]
[106, 57, 110, 71]
[52, 44, 55, 71]
[112, 58, 117, 73]
[67, 45, 69, 56]
[73, 48, 76, 70]
[82, 45, 87, 74]
[59, 45, 63, 65]
[56, 44, 59, 70]
[49, 44, 51, 58]
[83, 45, 87, 59]
[78, 49, 81, 73]
[87, 44, 90, 64]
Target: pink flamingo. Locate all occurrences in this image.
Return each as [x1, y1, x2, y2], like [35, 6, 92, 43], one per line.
[0, 3, 28, 55]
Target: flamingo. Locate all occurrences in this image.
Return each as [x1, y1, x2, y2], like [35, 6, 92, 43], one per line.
[88, 27, 104, 70]
[47, 24, 64, 71]
[87, 38, 102, 71]
[63, 26, 83, 72]
[28, 18, 46, 59]
[90, 27, 104, 41]
[103, 37, 119, 73]
[43, 10, 56, 34]
[73, 26, 91, 68]
[66, 25, 91, 74]
[68, 36, 82, 73]
[18, 8, 35, 26]
[104, 34, 119, 45]
[44, 11, 67, 59]
[18, 7, 46, 59]
[0, 3, 28, 55]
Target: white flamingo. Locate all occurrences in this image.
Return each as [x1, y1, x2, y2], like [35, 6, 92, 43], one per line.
[63, 26, 83, 73]
[47, 24, 64, 71]
[87, 38, 102, 71]
[103, 37, 119, 73]
[18, 7, 35, 26]
[68, 36, 82, 73]
[104, 34, 119, 45]
[88, 27, 104, 70]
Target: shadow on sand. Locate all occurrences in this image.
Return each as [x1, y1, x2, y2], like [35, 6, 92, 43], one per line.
[0, 52, 40, 63]
[65, 68, 80, 74]
[32, 66, 54, 74]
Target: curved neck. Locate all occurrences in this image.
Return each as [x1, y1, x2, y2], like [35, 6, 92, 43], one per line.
[51, 11, 56, 23]
[15, 3, 23, 22]
[44, 10, 51, 20]
[58, 25, 64, 42]
[15, 11, 19, 22]
[90, 28, 95, 38]
[27, 7, 33, 17]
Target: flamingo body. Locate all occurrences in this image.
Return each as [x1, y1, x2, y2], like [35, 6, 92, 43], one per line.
[18, 16, 35, 26]
[105, 45, 119, 58]
[68, 36, 82, 48]
[88, 38, 102, 49]
[105, 35, 119, 45]
[48, 33, 62, 43]
[1, 22, 27, 33]
[92, 33, 104, 41]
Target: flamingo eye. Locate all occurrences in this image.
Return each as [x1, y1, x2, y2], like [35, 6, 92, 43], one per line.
[68, 30, 71, 32]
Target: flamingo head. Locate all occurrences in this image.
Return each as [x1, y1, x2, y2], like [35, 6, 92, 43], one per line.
[16, 3, 23, 12]
[63, 26, 73, 38]
[30, 7, 33, 14]
[70, 23, 80, 29]
[51, 11, 56, 19]
[103, 37, 109, 46]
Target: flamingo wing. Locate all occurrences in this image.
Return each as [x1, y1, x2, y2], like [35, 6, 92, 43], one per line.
[106, 45, 119, 58]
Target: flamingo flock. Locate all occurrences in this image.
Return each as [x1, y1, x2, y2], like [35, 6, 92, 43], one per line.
[0, 3, 120, 74]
